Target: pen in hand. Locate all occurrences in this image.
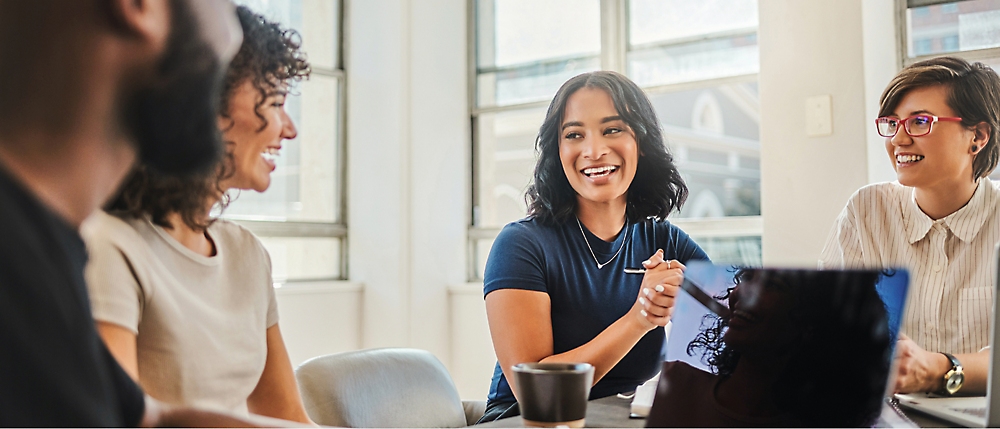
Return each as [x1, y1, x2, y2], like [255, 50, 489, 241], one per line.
[624, 265, 730, 320]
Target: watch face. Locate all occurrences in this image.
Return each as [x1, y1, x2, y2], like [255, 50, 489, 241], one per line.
[946, 372, 965, 394]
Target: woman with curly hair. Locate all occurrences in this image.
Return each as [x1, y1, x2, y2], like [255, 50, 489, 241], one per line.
[646, 269, 892, 427]
[479, 71, 708, 422]
[81, 6, 312, 423]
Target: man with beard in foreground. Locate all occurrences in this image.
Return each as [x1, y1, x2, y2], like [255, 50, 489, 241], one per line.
[0, 0, 297, 426]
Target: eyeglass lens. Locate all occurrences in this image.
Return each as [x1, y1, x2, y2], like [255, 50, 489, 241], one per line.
[877, 116, 932, 137]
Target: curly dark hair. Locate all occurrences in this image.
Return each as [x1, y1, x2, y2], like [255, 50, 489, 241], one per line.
[525, 71, 688, 225]
[686, 268, 892, 427]
[107, 5, 311, 230]
[220, 5, 311, 131]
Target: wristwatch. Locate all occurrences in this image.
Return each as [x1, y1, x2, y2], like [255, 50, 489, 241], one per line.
[939, 353, 965, 395]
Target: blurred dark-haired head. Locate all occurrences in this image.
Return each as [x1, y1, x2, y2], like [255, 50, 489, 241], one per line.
[0, 0, 240, 178]
[687, 268, 891, 427]
[123, 0, 242, 175]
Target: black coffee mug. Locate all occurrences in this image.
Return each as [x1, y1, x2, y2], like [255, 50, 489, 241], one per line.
[512, 363, 595, 428]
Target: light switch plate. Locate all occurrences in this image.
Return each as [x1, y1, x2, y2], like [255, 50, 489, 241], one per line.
[806, 94, 833, 137]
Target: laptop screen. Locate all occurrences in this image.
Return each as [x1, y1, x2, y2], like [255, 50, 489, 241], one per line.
[646, 262, 909, 427]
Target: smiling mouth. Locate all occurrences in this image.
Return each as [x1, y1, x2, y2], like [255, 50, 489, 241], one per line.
[896, 154, 924, 164]
[261, 147, 280, 163]
[581, 165, 619, 177]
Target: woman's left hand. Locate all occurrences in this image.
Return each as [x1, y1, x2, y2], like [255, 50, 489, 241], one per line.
[633, 249, 685, 329]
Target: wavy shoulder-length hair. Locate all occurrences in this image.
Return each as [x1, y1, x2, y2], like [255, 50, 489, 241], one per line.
[525, 71, 687, 225]
[107, 5, 311, 231]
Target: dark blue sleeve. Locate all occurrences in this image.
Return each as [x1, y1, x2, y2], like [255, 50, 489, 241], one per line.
[483, 222, 548, 297]
[664, 222, 710, 263]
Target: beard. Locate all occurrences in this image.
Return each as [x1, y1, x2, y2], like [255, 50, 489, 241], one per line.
[121, 0, 226, 176]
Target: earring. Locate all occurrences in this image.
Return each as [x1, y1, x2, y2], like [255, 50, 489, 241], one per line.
[973, 145, 979, 152]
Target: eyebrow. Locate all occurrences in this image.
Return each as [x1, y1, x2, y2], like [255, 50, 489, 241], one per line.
[893, 109, 933, 117]
[560, 115, 624, 130]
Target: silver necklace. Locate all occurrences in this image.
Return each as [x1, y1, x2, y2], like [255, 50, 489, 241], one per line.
[576, 217, 629, 270]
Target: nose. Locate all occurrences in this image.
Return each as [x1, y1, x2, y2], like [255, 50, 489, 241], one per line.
[889, 127, 912, 147]
[581, 134, 610, 159]
[280, 109, 297, 140]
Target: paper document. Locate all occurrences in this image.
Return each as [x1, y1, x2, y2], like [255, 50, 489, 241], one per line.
[629, 373, 660, 418]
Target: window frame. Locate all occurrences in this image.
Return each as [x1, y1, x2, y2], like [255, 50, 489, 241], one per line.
[229, 1, 349, 283]
[467, 0, 763, 281]
[899, 0, 1000, 67]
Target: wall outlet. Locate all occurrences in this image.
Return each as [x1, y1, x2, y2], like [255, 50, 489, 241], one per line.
[806, 94, 833, 137]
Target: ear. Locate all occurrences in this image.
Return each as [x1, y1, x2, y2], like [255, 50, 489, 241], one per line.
[106, 0, 170, 52]
[972, 122, 992, 154]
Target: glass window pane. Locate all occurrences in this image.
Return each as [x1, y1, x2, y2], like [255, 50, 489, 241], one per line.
[627, 0, 758, 87]
[474, 108, 546, 228]
[477, 57, 601, 107]
[477, 0, 600, 69]
[688, 236, 761, 267]
[628, 35, 758, 87]
[647, 83, 761, 219]
[476, 0, 601, 107]
[907, 0, 1000, 58]
[235, 0, 340, 70]
[226, 75, 342, 223]
[300, 0, 341, 70]
[259, 237, 342, 282]
[628, 0, 758, 47]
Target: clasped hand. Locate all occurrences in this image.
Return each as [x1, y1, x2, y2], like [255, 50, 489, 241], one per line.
[631, 249, 684, 330]
[894, 333, 948, 393]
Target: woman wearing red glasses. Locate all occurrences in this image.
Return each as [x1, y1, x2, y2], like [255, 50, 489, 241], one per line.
[821, 56, 1000, 396]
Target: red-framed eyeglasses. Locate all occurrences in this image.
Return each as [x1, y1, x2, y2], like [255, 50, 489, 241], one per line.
[875, 115, 963, 138]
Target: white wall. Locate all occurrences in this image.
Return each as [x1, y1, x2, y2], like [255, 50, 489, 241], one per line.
[275, 281, 363, 367]
[863, 0, 903, 185]
[345, 0, 477, 395]
[758, 0, 898, 266]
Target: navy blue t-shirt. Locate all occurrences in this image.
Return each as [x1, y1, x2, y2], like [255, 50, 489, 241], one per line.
[483, 216, 709, 407]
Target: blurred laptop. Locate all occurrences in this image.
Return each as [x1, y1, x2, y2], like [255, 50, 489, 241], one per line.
[893, 246, 1000, 427]
[638, 262, 909, 427]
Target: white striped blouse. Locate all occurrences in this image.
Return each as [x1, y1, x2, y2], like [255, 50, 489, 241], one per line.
[820, 179, 1000, 355]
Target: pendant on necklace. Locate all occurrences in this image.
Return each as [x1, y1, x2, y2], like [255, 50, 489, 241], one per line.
[577, 217, 629, 270]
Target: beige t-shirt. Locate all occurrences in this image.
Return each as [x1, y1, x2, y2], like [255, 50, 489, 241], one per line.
[82, 211, 278, 415]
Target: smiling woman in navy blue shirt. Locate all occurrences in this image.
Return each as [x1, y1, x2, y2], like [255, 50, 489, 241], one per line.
[479, 71, 709, 422]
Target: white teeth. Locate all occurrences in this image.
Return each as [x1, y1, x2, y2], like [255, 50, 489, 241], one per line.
[261, 147, 280, 163]
[896, 154, 924, 163]
[582, 165, 619, 176]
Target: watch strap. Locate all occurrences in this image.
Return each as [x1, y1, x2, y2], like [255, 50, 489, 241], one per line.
[939, 352, 963, 395]
[942, 352, 962, 371]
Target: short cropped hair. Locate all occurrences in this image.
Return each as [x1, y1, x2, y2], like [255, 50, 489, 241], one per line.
[879, 56, 1000, 180]
[525, 71, 688, 225]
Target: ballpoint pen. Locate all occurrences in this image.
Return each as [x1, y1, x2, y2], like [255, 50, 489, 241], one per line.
[623, 268, 730, 320]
